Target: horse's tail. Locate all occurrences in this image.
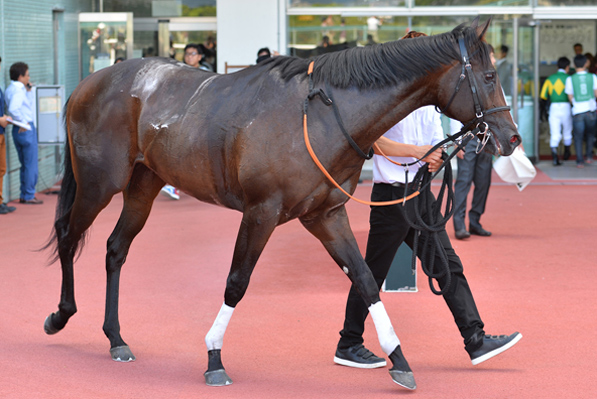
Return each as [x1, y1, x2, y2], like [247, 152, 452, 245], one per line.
[43, 97, 89, 264]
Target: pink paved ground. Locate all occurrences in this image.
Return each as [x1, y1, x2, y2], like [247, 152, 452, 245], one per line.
[1, 168, 595, 398]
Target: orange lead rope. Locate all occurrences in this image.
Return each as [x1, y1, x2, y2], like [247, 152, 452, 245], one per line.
[303, 61, 420, 206]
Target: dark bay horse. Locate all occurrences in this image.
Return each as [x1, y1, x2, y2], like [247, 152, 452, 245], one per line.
[44, 18, 519, 389]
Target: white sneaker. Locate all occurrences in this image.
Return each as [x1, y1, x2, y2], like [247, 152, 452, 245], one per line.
[160, 185, 180, 200]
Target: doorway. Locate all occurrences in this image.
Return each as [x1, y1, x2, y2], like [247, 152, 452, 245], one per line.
[134, 17, 217, 71]
[536, 19, 597, 161]
[486, 16, 537, 161]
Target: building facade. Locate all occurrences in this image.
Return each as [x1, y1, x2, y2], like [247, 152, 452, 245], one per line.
[2, 0, 597, 201]
[1, 0, 91, 202]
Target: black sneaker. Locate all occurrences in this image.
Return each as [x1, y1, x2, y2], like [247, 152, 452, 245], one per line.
[334, 344, 387, 369]
[468, 332, 522, 365]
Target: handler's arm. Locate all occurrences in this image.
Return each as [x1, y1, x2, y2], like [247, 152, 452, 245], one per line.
[374, 137, 443, 172]
[374, 136, 427, 158]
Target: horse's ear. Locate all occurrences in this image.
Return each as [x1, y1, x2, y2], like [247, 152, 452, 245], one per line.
[471, 16, 480, 30]
[476, 17, 492, 41]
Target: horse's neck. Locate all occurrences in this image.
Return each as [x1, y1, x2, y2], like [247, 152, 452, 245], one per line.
[335, 81, 435, 150]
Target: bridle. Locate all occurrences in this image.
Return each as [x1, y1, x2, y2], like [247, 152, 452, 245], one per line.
[301, 35, 513, 295]
[302, 35, 511, 206]
[437, 36, 511, 154]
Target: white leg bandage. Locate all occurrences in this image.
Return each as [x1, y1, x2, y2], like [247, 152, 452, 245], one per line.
[205, 303, 235, 350]
[369, 301, 400, 356]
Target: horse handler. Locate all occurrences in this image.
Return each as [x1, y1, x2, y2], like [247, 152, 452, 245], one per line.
[333, 32, 521, 387]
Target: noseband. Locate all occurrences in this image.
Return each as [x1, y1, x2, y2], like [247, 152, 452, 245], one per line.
[438, 36, 511, 153]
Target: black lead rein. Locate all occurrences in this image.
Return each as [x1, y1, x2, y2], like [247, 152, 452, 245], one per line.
[303, 35, 511, 296]
[398, 36, 511, 296]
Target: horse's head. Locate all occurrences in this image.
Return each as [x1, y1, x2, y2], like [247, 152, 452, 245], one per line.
[438, 17, 521, 156]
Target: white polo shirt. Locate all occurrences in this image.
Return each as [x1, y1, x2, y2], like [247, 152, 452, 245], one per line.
[565, 71, 597, 115]
[372, 106, 444, 185]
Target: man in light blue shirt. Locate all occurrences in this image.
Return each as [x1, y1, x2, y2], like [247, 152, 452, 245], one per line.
[5, 62, 42, 204]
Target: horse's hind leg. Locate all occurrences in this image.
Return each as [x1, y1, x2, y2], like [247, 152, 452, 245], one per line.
[300, 206, 416, 390]
[204, 204, 279, 386]
[103, 164, 165, 362]
[44, 186, 117, 335]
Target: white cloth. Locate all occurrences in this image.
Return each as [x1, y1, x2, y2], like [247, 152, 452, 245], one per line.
[372, 106, 444, 185]
[5, 81, 35, 124]
[492, 147, 536, 191]
[564, 72, 597, 115]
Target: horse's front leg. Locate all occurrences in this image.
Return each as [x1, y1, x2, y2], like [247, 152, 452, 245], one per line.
[204, 204, 279, 387]
[103, 166, 164, 362]
[300, 205, 416, 390]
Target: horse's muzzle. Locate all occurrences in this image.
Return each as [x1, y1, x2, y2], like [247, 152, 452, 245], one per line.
[486, 129, 521, 156]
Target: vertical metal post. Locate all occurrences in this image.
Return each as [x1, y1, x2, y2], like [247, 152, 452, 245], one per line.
[533, 20, 540, 162]
[158, 20, 170, 58]
[52, 10, 63, 85]
[512, 17, 519, 124]
[126, 13, 133, 60]
[77, 17, 81, 81]
[52, 11, 64, 177]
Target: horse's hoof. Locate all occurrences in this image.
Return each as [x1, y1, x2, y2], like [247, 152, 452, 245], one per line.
[110, 345, 136, 362]
[44, 314, 60, 335]
[204, 369, 233, 386]
[389, 370, 416, 390]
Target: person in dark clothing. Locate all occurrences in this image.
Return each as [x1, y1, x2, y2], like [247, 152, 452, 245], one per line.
[333, 33, 522, 391]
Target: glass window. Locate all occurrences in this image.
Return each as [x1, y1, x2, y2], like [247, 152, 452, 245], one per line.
[133, 30, 158, 58]
[409, 15, 475, 35]
[169, 30, 217, 65]
[289, 14, 478, 57]
[289, 15, 407, 56]
[414, 0, 530, 5]
[537, 0, 596, 4]
[289, 0, 403, 7]
[80, 19, 131, 79]
[103, 0, 215, 18]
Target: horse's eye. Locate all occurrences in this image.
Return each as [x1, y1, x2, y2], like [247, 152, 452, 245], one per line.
[485, 72, 495, 81]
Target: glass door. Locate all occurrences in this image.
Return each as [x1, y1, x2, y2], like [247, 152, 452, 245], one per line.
[515, 18, 538, 161]
[168, 18, 217, 71]
[488, 16, 537, 161]
[79, 13, 134, 80]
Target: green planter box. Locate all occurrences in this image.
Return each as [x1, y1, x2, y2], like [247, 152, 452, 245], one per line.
[382, 243, 417, 292]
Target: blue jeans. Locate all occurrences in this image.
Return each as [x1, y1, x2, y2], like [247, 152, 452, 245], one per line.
[11, 124, 39, 200]
[572, 111, 597, 164]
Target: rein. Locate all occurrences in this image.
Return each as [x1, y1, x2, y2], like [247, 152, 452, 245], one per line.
[301, 52, 485, 207]
[302, 61, 422, 206]
[302, 36, 510, 295]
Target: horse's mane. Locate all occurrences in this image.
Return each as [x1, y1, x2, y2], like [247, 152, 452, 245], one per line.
[262, 23, 490, 90]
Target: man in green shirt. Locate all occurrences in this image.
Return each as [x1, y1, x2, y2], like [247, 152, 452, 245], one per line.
[540, 57, 572, 166]
[565, 54, 597, 168]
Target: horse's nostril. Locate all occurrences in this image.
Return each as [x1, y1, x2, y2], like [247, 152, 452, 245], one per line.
[510, 136, 519, 144]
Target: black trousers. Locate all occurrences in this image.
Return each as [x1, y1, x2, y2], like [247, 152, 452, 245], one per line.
[338, 183, 485, 352]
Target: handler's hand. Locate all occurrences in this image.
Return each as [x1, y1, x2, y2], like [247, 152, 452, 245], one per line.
[420, 147, 443, 173]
